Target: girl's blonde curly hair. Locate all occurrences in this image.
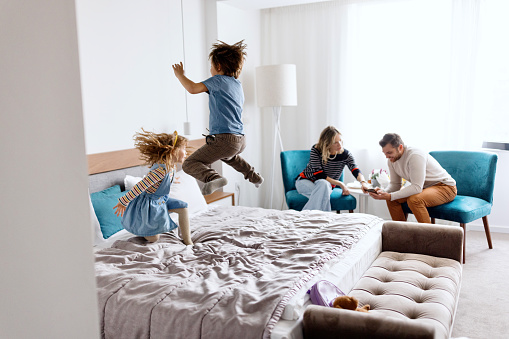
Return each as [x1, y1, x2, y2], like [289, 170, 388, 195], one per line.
[134, 128, 188, 169]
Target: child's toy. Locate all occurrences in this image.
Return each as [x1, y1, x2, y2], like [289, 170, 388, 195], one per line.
[307, 280, 345, 307]
[332, 295, 370, 312]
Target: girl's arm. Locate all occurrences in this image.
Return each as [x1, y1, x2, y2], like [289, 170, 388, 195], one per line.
[117, 166, 166, 208]
[172, 62, 208, 94]
[113, 202, 126, 217]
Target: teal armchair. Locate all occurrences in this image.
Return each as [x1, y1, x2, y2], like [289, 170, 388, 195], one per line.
[280, 150, 356, 212]
[402, 150, 498, 263]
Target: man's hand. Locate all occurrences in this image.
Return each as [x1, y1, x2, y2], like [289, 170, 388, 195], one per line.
[368, 188, 391, 201]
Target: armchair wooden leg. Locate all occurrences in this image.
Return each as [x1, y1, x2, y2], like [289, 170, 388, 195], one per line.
[482, 216, 494, 249]
[460, 223, 466, 264]
[431, 218, 436, 224]
[349, 210, 354, 213]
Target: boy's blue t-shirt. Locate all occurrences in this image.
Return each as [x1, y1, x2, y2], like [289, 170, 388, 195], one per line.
[202, 75, 244, 135]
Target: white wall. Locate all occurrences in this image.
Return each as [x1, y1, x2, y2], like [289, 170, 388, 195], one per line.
[216, 3, 264, 207]
[76, 0, 209, 154]
[0, 1, 99, 338]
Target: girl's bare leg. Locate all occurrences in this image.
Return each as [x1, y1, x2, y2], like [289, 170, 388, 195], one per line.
[169, 207, 193, 245]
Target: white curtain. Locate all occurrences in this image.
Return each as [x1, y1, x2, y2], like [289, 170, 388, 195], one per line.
[259, 0, 503, 210]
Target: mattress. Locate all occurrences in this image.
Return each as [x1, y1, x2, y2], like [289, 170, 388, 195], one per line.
[271, 219, 382, 339]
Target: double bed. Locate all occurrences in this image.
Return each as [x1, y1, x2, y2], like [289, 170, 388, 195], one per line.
[88, 139, 384, 339]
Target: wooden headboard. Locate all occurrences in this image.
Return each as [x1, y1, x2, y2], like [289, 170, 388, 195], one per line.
[87, 138, 205, 175]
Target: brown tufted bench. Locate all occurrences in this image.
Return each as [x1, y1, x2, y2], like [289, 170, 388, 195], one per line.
[303, 221, 463, 339]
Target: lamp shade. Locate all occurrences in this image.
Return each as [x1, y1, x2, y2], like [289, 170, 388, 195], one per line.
[256, 64, 297, 107]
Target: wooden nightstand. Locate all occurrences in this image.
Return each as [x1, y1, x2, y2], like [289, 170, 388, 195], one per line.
[204, 191, 235, 207]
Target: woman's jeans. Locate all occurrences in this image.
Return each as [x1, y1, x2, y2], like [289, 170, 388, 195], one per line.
[295, 178, 332, 211]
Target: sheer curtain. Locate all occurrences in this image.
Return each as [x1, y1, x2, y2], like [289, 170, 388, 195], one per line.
[260, 0, 486, 210]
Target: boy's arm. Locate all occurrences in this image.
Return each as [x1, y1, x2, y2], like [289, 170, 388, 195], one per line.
[172, 62, 208, 94]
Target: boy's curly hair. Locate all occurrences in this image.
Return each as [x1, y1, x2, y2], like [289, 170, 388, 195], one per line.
[134, 128, 188, 169]
[209, 40, 247, 79]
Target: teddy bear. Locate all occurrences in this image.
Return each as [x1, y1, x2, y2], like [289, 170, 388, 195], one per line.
[332, 295, 370, 312]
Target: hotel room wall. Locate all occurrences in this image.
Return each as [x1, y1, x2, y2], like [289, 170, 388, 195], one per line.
[0, 1, 100, 338]
[216, 3, 264, 208]
[76, 0, 209, 154]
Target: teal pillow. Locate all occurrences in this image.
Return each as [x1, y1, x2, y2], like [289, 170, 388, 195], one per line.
[90, 185, 125, 239]
[90, 185, 121, 200]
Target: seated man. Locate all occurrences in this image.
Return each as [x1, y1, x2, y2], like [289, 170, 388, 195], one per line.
[368, 133, 457, 223]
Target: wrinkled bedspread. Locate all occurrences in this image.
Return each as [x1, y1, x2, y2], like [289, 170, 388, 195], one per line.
[95, 206, 382, 339]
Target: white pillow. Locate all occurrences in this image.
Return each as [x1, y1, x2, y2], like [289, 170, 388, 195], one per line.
[124, 174, 142, 192]
[89, 192, 105, 246]
[124, 171, 208, 216]
[170, 170, 208, 216]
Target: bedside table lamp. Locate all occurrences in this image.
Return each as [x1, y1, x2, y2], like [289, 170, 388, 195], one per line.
[256, 64, 297, 208]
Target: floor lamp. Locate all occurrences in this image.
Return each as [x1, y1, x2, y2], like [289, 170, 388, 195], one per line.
[256, 64, 297, 208]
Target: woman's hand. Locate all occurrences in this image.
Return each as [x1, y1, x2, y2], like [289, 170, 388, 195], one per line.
[341, 186, 350, 195]
[360, 181, 370, 193]
[113, 202, 126, 217]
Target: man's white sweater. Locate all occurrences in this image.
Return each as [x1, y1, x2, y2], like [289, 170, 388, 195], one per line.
[385, 147, 456, 201]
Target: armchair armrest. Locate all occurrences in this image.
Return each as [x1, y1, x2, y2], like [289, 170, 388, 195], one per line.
[303, 305, 436, 339]
[382, 221, 463, 262]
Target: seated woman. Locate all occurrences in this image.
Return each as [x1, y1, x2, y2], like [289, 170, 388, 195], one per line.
[296, 126, 369, 211]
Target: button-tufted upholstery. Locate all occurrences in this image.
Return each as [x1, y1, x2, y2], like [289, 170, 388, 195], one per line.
[350, 252, 462, 339]
[303, 221, 463, 339]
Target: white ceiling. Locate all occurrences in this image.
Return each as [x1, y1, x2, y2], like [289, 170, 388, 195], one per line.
[220, 0, 330, 11]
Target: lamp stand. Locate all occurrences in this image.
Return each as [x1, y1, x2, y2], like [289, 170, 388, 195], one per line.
[270, 106, 284, 209]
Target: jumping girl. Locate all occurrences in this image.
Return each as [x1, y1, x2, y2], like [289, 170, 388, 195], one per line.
[113, 129, 193, 245]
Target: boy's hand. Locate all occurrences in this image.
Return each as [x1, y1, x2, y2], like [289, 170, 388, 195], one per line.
[172, 62, 185, 78]
[172, 63, 207, 94]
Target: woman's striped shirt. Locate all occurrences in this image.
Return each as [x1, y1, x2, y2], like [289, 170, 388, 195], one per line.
[299, 146, 361, 186]
[118, 165, 175, 207]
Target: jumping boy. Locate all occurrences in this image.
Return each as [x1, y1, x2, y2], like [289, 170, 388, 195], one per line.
[172, 40, 263, 195]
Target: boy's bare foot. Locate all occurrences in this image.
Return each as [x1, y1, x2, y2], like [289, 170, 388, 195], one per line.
[201, 177, 228, 195]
